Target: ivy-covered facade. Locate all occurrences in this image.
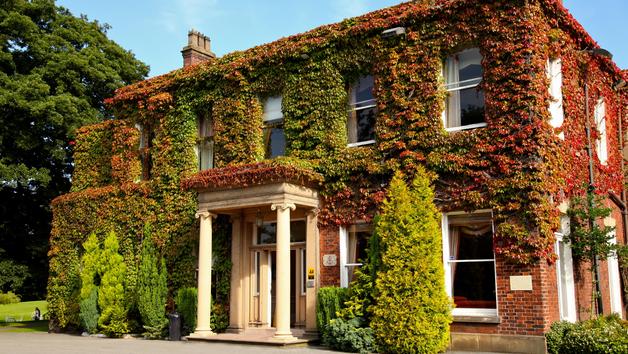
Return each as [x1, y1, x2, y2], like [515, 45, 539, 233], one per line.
[49, 0, 627, 352]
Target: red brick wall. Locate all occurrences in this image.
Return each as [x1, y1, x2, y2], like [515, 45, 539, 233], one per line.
[573, 200, 626, 320]
[319, 226, 340, 287]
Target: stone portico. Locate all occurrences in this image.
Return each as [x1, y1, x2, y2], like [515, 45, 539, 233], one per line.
[184, 164, 322, 343]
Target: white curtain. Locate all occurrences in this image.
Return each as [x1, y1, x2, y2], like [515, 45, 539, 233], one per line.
[449, 227, 460, 282]
[445, 55, 460, 128]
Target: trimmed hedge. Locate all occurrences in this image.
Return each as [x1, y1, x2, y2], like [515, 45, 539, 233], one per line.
[316, 286, 349, 344]
[325, 317, 376, 354]
[546, 315, 628, 354]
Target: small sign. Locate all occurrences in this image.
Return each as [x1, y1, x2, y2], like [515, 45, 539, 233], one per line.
[307, 267, 315, 280]
[306, 280, 315, 288]
[510, 275, 533, 291]
[323, 254, 337, 267]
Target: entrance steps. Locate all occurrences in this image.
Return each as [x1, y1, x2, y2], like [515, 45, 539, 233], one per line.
[186, 328, 313, 347]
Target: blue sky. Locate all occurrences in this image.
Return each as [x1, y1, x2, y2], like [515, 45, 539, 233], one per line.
[56, 0, 627, 77]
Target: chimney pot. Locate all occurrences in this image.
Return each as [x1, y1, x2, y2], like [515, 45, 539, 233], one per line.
[182, 30, 215, 68]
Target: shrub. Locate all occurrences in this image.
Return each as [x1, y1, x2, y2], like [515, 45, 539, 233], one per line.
[546, 315, 628, 354]
[79, 286, 99, 333]
[316, 286, 349, 344]
[98, 231, 128, 337]
[370, 169, 452, 354]
[211, 302, 229, 332]
[175, 287, 197, 335]
[0, 291, 20, 304]
[340, 230, 381, 321]
[137, 227, 168, 338]
[325, 317, 376, 354]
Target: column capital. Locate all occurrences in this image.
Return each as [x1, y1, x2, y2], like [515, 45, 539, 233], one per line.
[305, 208, 319, 217]
[196, 210, 217, 220]
[271, 202, 296, 212]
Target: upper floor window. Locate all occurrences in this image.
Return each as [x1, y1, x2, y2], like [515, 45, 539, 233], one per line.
[442, 211, 496, 318]
[348, 76, 376, 147]
[595, 98, 608, 165]
[137, 123, 153, 180]
[197, 114, 214, 170]
[443, 48, 486, 131]
[547, 58, 564, 138]
[262, 96, 285, 158]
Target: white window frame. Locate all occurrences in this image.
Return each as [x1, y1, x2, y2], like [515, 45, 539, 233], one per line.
[339, 224, 370, 288]
[594, 98, 608, 165]
[555, 226, 577, 322]
[197, 114, 214, 170]
[608, 232, 623, 317]
[442, 48, 487, 132]
[441, 210, 498, 318]
[347, 76, 376, 147]
[547, 58, 565, 139]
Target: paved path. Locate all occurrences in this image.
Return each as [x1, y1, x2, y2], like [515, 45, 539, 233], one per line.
[0, 332, 338, 354]
[0, 331, 504, 354]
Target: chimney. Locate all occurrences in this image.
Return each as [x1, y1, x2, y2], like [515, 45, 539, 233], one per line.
[181, 30, 215, 68]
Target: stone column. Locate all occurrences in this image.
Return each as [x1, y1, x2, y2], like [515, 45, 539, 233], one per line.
[271, 202, 296, 341]
[192, 210, 217, 337]
[228, 214, 243, 332]
[304, 209, 319, 335]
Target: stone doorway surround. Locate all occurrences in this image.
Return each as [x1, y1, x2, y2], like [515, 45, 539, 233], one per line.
[182, 162, 322, 343]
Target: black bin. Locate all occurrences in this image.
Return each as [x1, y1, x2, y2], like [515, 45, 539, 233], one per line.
[168, 311, 181, 341]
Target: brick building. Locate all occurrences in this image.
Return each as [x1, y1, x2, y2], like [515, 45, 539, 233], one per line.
[49, 1, 627, 353]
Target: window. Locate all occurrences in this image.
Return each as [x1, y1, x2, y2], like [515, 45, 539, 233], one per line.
[547, 58, 565, 138]
[256, 220, 305, 245]
[443, 48, 486, 131]
[301, 248, 307, 295]
[263, 96, 286, 158]
[595, 98, 608, 165]
[555, 216, 576, 322]
[442, 211, 497, 317]
[348, 76, 376, 146]
[339, 224, 371, 287]
[197, 114, 214, 170]
[137, 123, 154, 180]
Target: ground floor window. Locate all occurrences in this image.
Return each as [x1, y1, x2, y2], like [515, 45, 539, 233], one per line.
[339, 223, 371, 287]
[442, 211, 497, 317]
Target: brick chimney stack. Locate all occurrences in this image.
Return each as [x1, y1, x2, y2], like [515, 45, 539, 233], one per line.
[181, 30, 215, 68]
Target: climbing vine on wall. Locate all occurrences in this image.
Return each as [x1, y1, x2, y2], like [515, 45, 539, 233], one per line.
[49, 0, 626, 330]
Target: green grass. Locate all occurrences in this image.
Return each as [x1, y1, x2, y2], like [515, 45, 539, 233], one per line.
[0, 300, 47, 323]
[0, 320, 48, 332]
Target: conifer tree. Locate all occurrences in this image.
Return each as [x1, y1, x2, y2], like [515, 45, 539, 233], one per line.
[79, 232, 101, 333]
[137, 225, 168, 338]
[370, 169, 451, 354]
[98, 231, 128, 336]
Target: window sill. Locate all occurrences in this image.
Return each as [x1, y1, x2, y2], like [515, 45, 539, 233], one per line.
[445, 122, 487, 133]
[453, 314, 500, 324]
[347, 140, 376, 148]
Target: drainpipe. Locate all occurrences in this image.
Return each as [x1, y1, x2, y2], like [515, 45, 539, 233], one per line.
[614, 80, 628, 244]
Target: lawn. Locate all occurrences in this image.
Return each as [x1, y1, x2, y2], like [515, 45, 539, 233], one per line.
[0, 300, 47, 323]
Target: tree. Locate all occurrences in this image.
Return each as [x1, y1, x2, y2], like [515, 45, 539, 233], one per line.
[0, 0, 148, 299]
[0, 248, 29, 293]
[79, 233, 101, 333]
[567, 191, 616, 316]
[370, 169, 452, 354]
[137, 225, 168, 338]
[98, 231, 128, 336]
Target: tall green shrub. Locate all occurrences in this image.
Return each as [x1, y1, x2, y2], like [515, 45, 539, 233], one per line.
[79, 286, 99, 333]
[370, 169, 452, 354]
[98, 231, 128, 336]
[316, 286, 349, 344]
[175, 287, 197, 335]
[340, 230, 381, 321]
[137, 226, 168, 338]
[79, 233, 101, 333]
